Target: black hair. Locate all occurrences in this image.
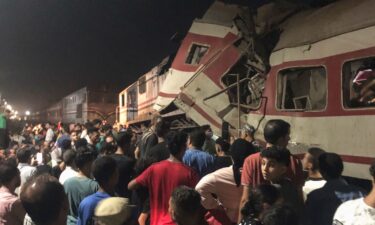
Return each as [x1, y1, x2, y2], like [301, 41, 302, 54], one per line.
[92, 156, 118, 186]
[16, 147, 33, 163]
[241, 184, 280, 218]
[116, 131, 132, 150]
[307, 147, 326, 172]
[261, 204, 299, 225]
[155, 120, 170, 138]
[319, 153, 343, 180]
[101, 124, 112, 132]
[75, 138, 88, 149]
[263, 120, 290, 145]
[87, 127, 99, 135]
[92, 119, 102, 126]
[171, 186, 203, 221]
[200, 125, 211, 132]
[230, 139, 255, 186]
[74, 146, 95, 169]
[370, 161, 375, 179]
[20, 175, 66, 225]
[0, 161, 19, 185]
[189, 129, 206, 149]
[215, 138, 230, 153]
[99, 142, 117, 155]
[166, 131, 188, 156]
[59, 139, 72, 151]
[63, 150, 76, 167]
[260, 146, 291, 167]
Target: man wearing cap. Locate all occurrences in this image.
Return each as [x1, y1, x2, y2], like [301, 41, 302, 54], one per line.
[95, 197, 135, 225]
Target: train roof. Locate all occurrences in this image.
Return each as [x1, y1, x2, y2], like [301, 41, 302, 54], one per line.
[274, 0, 375, 51]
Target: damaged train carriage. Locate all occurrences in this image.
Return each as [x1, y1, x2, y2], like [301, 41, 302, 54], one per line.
[155, 0, 375, 181]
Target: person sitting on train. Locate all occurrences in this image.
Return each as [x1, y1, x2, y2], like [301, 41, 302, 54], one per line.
[333, 160, 375, 225]
[304, 153, 365, 225]
[301, 147, 326, 201]
[352, 68, 375, 105]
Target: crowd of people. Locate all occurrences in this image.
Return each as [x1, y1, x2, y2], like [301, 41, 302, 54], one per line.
[0, 116, 374, 225]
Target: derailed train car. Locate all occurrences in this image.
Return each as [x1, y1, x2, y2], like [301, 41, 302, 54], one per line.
[120, 0, 375, 180]
[160, 0, 375, 180]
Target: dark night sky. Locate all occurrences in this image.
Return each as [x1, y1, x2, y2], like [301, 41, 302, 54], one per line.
[0, 0, 218, 112]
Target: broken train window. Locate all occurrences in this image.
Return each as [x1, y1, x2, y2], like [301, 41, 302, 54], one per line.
[185, 44, 209, 65]
[277, 67, 326, 111]
[138, 76, 146, 94]
[221, 57, 265, 112]
[342, 57, 375, 108]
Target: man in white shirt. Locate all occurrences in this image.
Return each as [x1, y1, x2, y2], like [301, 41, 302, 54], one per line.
[59, 150, 78, 185]
[45, 122, 55, 143]
[333, 161, 375, 225]
[16, 147, 36, 194]
[301, 147, 326, 201]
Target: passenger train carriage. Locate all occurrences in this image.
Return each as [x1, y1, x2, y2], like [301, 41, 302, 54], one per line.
[120, 0, 375, 180]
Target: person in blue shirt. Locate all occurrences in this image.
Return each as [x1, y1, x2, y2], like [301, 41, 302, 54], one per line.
[77, 156, 119, 225]
[183, 129, 215, 178]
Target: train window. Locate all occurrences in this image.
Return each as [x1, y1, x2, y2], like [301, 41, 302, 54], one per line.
[185, 44, 208, 65]
[277, 67, 327, 111]
[121, 94, 125, 107]
[139, 76, 146, 94]
[342, 57, 375, 108]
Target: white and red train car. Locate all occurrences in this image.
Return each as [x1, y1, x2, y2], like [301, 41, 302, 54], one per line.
[153, 0, 375, 180]
[118, 57, 170, 127]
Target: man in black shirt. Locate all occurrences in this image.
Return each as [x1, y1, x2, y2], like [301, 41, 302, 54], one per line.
[213, 137, 232, 170]
[112, 132, 136, 198]
[146, 120, 170, 162]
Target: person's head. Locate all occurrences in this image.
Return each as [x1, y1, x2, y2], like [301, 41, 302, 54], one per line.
[260, 147, 290, 182]
[87, 127, 100, 144]
[318, 152, 343, 180]
[261, 204, 299, 225]
[20, 175, 68, 225]
[169, 186, 205, 224]
[155, 120, 171, 138]
[302, 148, 326, 173]
[241, 184, 280, 219]
[201, 125, 213, 140]
[166, 131, 188, 160]
[189, 129, 206, 149]
[150, 114, 162, 127]
[92, 156, 118, 193]
[242, 124, 256, 142]
[70, 131, 79, 142]
[93, 119, 102, 129]
[75, 138, 88, 149]
[101, 124, 113, 136]
[100, 142, 117, 156]
[95, 197, 134, 225]
[45, 122, 51, 129]
[0, 161, 21, 189]
[263, 120, 291, 148]
[17, 146, 33, 164]
[57, 135, 71, 151]
[215, 138, 230, 156]
[74, 146, 95, 176]
[116, 131, 132, 153]
[63, 150, 76, 168]
[230, 139, 255, 186]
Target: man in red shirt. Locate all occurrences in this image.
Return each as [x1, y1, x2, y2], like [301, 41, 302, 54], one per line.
[238, 119, 304, 222]
[128, 131, 199, 225]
